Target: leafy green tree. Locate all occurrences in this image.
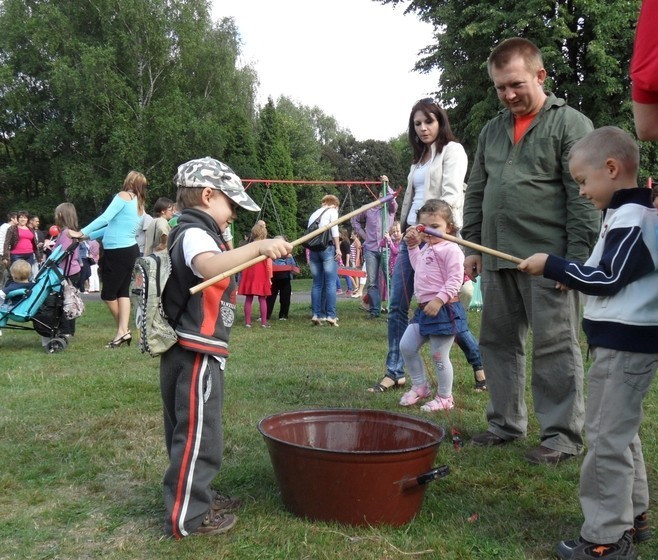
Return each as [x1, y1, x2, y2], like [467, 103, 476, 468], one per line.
[0, 1, 259, 222]
[373, 0, 657, 181]
[320, 134, 408, 212]
[276, 96, 338, 235]
[241, 98, 297, 241]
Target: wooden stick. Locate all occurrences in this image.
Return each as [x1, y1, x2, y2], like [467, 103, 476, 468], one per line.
[417, 225, 523, 265]
[190, 190, 398, 294]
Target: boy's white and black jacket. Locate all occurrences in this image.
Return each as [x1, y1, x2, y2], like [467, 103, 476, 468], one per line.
[543, 188, 658, 353]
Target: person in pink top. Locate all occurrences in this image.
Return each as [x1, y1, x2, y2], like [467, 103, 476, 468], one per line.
[2, 210, 38, 272]
[379, 221, 402, 306]
[398, 199, 468, 412]
[52, 202, 82, 337]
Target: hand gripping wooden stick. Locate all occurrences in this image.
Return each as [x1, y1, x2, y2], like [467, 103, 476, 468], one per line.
[416, 225, 523, 265]
[189, 189, 400, 294]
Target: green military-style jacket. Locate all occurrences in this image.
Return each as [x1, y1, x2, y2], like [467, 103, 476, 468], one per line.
[463, 92, 600, 269]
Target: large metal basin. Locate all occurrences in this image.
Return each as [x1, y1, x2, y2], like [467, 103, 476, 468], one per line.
[258, 408, 447, 526]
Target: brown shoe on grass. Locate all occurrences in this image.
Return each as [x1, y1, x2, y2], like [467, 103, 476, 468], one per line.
[191, 511, 237, 537]
[471, 431, 509, 446]
[211, 492, 243, 515]
[633, 511, 651, 544]
[525, 445, 574, 465]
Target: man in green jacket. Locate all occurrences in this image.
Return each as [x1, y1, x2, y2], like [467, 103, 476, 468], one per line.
[462, 37, 599, 465]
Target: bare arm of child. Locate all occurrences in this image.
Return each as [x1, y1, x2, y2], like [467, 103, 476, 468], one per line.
[193, 238, 293, 279]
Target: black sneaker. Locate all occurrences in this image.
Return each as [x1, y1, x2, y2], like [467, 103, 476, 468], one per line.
[633, 511, 651, 543]
[191, 511, 237, 536]
[556, 531, 637, 559]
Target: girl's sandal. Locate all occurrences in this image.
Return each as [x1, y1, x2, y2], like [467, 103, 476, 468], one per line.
[368, 376, 406, 393]
[420, 395, 455, 412]
[399, 386, 431, 406]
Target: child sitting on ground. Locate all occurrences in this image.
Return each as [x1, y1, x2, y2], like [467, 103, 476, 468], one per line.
[398, 199, 468, 412]
[519, 126, 658, 560]
[160, 157, 291, 539]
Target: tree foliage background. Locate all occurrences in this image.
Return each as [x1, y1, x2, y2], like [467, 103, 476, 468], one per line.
[0, 0, 408, 241]
[0, 0, 655, 243]
[376, 0, 657, 185]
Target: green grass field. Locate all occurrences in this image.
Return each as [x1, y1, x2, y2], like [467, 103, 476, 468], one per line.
[2, 290, 658, 559]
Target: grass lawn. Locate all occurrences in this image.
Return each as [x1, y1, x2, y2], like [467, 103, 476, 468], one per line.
[2, 290, 658, 559]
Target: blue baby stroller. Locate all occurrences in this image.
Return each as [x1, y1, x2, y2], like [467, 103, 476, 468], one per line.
[0, 241, 80, 353]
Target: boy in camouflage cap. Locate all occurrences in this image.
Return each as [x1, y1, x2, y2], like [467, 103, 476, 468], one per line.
[160, 157, 291, 538]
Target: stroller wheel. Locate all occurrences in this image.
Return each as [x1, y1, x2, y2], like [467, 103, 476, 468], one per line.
[46, 337, 67, 353]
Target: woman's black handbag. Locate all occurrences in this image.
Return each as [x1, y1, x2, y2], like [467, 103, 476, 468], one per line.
[302, 209, 333, 252]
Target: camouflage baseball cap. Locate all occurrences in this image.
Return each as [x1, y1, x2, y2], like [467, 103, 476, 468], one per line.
[174, 157, 260, 212]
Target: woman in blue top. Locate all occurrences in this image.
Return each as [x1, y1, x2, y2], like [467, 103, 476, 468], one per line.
[70, 170, 147, 348]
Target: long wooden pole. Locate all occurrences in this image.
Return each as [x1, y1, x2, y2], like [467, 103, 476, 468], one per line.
[417, 225, 523, 264]
[189, 190, 399, 294]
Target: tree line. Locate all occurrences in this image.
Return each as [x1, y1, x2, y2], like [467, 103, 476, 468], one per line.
[378, 0, 656, 179]
[1, 0, 654, 243]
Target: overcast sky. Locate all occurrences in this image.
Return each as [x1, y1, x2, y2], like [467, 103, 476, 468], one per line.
[210, 0, 440, 141]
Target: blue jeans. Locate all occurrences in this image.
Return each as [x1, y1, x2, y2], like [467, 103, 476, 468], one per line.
[364, 248, 385, 317]
[10, 252, 35, 266]
[386, 241, 414, 380]
[454, 329, 483, 373]
[385, 241, 483, 380]
[336, 275, 354, 292]
[309, 246, 338, 320]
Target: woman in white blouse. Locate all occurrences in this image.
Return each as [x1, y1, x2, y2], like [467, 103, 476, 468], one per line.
[307, 194, 341, 326]
[371, 98, 486, 393]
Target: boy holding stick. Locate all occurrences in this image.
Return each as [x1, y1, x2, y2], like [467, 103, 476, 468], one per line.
[519, 127, 658, 560]
[160, 157, 291, 538]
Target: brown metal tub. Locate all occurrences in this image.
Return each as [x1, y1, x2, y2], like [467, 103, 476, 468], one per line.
[258, 408, 448, 526]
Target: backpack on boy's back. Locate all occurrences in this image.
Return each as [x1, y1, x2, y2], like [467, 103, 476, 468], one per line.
[130, 232, 188, 357]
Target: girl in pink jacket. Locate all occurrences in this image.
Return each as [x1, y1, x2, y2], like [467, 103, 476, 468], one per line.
[398, 200, 469, 412]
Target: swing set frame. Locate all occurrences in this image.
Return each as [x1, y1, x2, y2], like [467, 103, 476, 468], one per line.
[242, 178, 395, 305]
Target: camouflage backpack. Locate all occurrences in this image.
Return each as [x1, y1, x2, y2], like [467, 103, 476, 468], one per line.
[130, 235, 183, 357]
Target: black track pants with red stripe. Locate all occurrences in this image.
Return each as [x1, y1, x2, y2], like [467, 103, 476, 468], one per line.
[160, 344, 224, 538]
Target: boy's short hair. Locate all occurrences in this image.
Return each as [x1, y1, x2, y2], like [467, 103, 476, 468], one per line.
[488, 37, 544, 77]
[152, 197, 174, 216]
[569, 126, 640, 174]
[9, 259, 32, 282]
[173, 157, 259, 212]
